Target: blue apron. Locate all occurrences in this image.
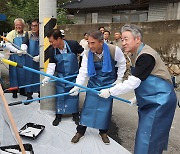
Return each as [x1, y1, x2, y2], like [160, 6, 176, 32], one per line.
[80, 56, 117, 130]
[54, 41, 79, 114]
[134, 75, 177, 154]
[132, 44, 177, 154]
[9, 37, 25, 87]
[25, 37, 40, 92]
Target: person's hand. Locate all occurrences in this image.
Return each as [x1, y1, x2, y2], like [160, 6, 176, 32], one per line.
[99, 88, 111, 98]
[21, 44, 28, 51]
[129, 97, 137, 106]
[69, 86, 80, 96]
[42, 77, 50, 86]
[17, 50, 26, 56]
[113, 79, 122, 85]
[33, 55, 40, 62]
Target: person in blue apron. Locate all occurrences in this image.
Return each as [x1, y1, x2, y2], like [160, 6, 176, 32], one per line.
[69, 30, 126, 144]
[99, 24, 177, 154]
[42, 29, 84, 126]
[21, 19, 40, 104]
[5, 18, 27, 98]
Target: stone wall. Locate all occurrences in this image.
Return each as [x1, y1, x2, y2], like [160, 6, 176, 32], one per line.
[59, 20, 180, 88]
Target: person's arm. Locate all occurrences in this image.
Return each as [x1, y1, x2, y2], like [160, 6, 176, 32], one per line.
[114, 46, 126, 81]
[75, 53, 88, 85]
[75, 41, 84, 55]
[99, 54, 155, 98]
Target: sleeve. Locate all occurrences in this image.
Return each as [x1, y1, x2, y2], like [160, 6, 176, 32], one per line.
[75, 53, 88, 85]
[5, 43, 18, 53]
[48, 46, 57, 63]
[114, 46, 126, 80]
[6, 30, 15, 42]
[75, 41, 84, 55]
[109, 75, 141, 96]
[133, 54, 155, 81]
[46, 63, 56, 75]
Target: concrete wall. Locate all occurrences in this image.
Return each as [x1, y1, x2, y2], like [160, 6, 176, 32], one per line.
[59, 20, 180, 86]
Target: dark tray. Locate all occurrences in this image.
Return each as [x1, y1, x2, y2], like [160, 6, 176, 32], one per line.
[19, 122, 45, 140]
[0, 143, 34, 154]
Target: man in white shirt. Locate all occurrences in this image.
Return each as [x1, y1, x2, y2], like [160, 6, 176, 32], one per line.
[69, 30, 126, 144]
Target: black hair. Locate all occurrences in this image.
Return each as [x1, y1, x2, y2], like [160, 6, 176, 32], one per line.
[47, 29, 63, 39]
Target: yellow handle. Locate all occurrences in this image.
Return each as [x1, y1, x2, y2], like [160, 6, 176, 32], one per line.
[1, 58, 17, 67]
[0, 36, 8, 41]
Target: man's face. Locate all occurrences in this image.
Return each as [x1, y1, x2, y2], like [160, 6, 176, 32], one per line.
[114, 32, 121, 40]
[121, 31, 140, 53]
[48, 36, 61, 48]
[31, 21, 39, 34]
[15, 20, 24, 34]
[103, 32, 110, 40]
[88, 36, 103, 54]
[99, 28, 105, 34]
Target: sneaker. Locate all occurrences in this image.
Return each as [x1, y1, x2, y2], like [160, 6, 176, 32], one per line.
[72, 116, 80, 125]
[99, 133, 110, 145]
[71, 133, 84, 143]
[52, 114, 62, 126]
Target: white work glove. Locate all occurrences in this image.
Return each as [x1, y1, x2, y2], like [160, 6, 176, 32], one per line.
[42, 77, 50, 86]
[129, 96, 137, 106]
[113, 79, 122, 85]
[17, 50, 26, 56]
[99, 88, 111, 99]
[33, 55, 40, 62]
[21, 44, 28, 51]
[69, 86, 80, 96]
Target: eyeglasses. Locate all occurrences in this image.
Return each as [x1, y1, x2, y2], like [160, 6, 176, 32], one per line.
[31, 24, 38, 27]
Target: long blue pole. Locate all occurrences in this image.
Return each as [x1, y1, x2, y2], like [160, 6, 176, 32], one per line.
[9, 84, 131, 106]
[1, 58, 131, 104]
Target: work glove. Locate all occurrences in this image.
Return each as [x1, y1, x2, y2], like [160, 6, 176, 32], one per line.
[17, 50, 26, 56]
[21, 44, 28, 51]
[129, 96, 137, 106]
[99, 88, 111, 99]
[112, 79, 122, 85]
[42, 77, 50, 86]
[69, 86, 80, 96]
[33, 55, 40, 62]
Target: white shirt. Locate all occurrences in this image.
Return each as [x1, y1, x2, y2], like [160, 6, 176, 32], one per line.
[76, 46, 126, 85]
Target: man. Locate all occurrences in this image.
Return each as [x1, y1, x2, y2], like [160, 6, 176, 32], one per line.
[99, 24, 177, 153]
[98, 26, 105, 34]
[21, 19, 40, 103]
[113, 31, 131, 79]
[69, 30, 126, 144]
[103, 30, 113, 44]
[112, 31, 122, 48]
[42, 29, 84, 126]
[5, 18, 27, 98]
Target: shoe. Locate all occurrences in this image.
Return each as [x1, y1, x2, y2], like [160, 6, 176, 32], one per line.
[72, 116, 80, 125]
[71, 133, 84, 143]
[99, 133, 110, 145]
[12, 92, 17, 98]
[24, 96, 33, 105]
[20, 88, 27, 96]
[52, 114, 62, 126]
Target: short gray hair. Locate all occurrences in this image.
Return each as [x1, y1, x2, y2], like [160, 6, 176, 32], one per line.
[87, 30, 104, 42]
[14, 18, 25, 25]
[121, 24, 143, 41]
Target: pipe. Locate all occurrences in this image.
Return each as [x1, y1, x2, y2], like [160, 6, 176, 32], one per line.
[1, 58, 131, 104]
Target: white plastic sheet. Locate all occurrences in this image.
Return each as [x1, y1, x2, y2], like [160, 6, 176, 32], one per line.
[0, 93, 131, 154]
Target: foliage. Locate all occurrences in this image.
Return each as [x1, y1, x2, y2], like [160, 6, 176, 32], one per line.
[0, 0, 74, 34]
[57, 8, 75, 25]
